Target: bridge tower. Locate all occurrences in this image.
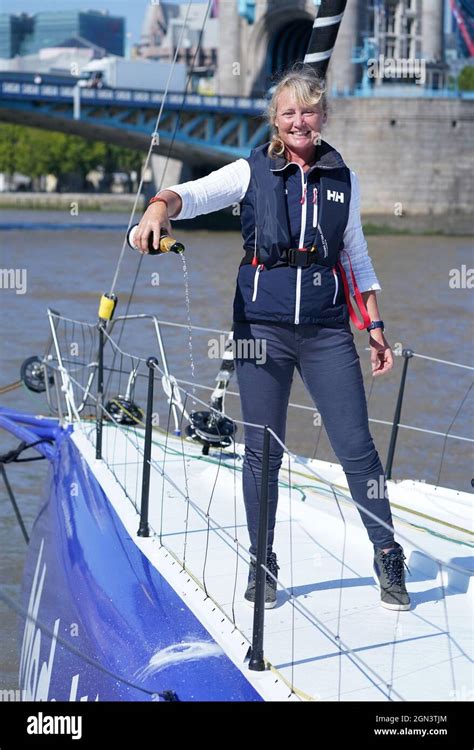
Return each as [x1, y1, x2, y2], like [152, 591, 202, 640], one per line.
[214, 1, 447, 96]
[217, 0, 364, 96]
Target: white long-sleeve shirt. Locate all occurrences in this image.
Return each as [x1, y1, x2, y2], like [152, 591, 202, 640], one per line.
[166, 159, 381, 295]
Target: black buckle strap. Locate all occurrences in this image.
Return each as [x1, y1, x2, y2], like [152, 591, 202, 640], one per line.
[287, 248, 316, 268]
[240, 247, 319, 269]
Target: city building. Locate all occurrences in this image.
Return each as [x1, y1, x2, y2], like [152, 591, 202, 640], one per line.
[0, 37, 106, 78]
[0, 10, 125, 60]
[0, 13, 34, 58]
[136, 1, 218, 91]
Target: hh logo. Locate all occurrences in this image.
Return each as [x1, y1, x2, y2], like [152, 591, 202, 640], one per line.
[327, 190, 344, 203]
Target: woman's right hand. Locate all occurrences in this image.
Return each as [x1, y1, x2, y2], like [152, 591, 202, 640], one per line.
[133, 203, 173, 254]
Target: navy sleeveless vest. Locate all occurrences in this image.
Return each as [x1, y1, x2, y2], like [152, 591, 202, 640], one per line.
[233, 140, 353, 326]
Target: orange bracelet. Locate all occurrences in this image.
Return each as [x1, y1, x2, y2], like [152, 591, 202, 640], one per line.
[148, 195, 169, 208]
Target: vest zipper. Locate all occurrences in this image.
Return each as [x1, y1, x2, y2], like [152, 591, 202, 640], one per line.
[251, 224, 258, 266]
[312, 187, 318, 228]
[294, 167, 308, 325]
[252, 263, 264, 302]
[332, 267, 339, 305]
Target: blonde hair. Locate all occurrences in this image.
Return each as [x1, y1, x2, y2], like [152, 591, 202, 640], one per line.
[265, 64, 328, 159]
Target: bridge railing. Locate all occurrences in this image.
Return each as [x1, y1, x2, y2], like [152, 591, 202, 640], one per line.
[0, 77, 268, 114]
[3, 75, 471, 112]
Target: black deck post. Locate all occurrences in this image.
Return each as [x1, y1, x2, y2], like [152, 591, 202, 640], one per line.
[386, 348, 414, 479]
[95, 325, 104, 460]
[138, 356, 158, 537]
[249, 425, 271, 672]
[0, 465, 29, 544]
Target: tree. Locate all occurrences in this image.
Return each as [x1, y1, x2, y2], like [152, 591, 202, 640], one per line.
[0, 124, 19, 174]
[458, 65, 474, 92]
[0, 124, 143, 188]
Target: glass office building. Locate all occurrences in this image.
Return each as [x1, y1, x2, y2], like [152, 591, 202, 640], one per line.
[0, 13, 34, 58]
[1, 10, 124, 58]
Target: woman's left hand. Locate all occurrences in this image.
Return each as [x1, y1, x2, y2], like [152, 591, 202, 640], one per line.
[369, 330, 393, 377]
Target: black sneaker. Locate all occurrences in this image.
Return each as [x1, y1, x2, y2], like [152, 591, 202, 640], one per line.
[244, 551, 279, 609]
[373, 542, 411, 611]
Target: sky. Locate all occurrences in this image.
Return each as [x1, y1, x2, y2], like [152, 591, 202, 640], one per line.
[0, 0, 203, 54]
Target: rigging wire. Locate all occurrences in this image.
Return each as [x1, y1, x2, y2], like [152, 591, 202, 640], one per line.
[38, 361, 471, 701]
[287, 450, 296, 697]
[0, 465, 29, 544]
[178, 390, 193, 570]
[0, 586, 161, 699]
[9, 0, 471, 694]
[104, 0, 214, 397]
[108, 0, 205, 297]
[436, 381, 474, 487]
[0, 379, 22, 394]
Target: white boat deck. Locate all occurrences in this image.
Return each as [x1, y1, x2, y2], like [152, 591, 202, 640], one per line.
[73, 421, 473, 702]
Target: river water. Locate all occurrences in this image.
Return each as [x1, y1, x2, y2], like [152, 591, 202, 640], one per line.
[1, 209, 473, 690]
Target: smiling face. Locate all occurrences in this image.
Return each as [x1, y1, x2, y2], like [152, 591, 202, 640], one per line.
[274, 88, 325, 159]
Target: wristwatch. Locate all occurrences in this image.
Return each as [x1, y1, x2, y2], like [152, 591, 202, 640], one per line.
[366, 320, 385, 333]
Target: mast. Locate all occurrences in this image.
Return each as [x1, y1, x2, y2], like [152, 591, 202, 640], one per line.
[304, 0, 349, 82]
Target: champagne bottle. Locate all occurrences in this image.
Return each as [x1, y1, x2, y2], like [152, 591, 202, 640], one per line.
[127, 224, 185, 255]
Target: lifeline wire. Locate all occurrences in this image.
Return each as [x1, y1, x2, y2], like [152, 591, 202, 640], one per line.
[51, 359, 471, 701]
[0, 586, 158, 699]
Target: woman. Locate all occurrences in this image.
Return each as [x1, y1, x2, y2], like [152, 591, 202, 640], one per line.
[134, 65, 410, 612]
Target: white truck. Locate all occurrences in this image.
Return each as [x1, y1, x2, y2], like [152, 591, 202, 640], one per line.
[79, 57, 187, 93]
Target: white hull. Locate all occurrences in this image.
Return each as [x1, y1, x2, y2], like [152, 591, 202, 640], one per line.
[73, 420, 473, 702]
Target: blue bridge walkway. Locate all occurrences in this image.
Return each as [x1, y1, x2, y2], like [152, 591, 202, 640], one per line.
[0, 76, 270, 166]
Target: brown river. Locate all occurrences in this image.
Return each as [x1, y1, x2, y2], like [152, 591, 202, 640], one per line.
[0, 209, 472, 689]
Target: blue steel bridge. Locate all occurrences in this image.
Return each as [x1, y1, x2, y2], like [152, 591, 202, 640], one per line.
[0, 74, 269, 167]
[1, 72, 472, 168]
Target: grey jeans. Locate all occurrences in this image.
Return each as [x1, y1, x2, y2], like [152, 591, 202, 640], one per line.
[233, 321, 395, 555]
